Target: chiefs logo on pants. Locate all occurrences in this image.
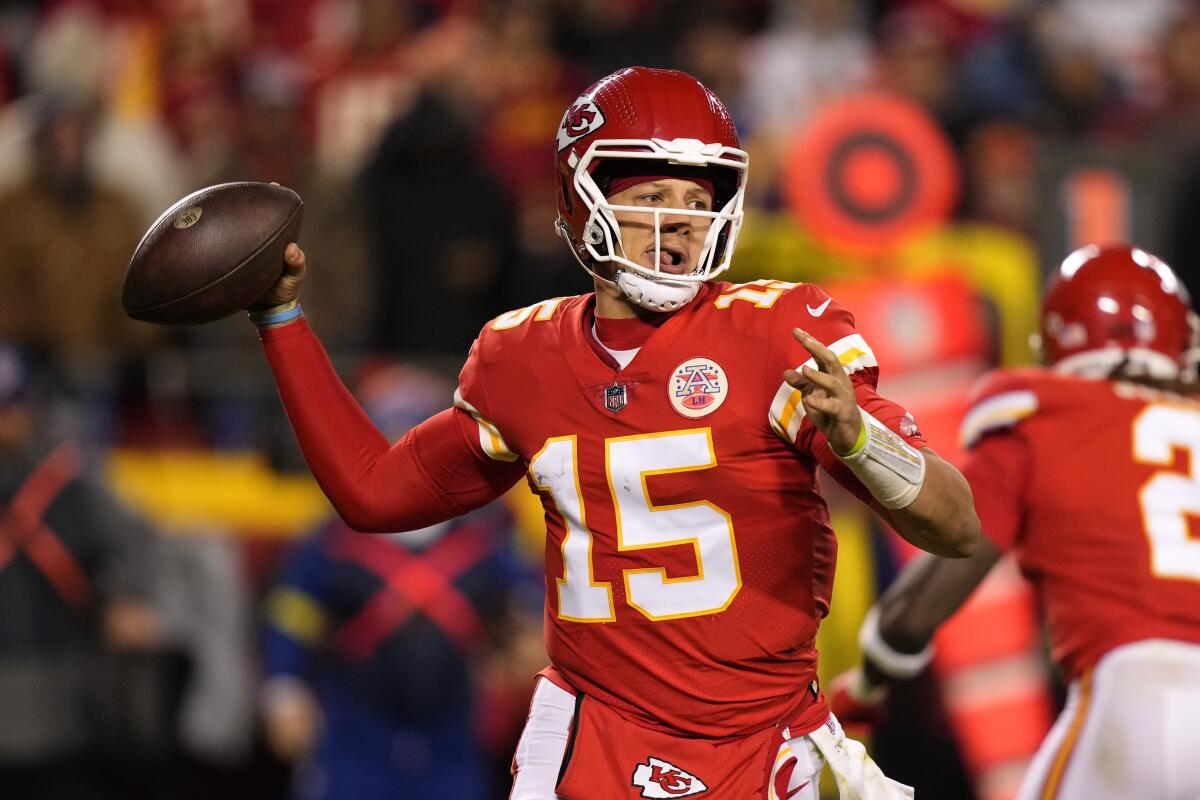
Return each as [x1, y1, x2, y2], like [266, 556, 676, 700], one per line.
[631, 757, 708, 797]
[510, 675, 824, 799]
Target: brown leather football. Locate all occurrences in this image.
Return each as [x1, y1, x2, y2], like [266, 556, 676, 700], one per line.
[122, 182, 303, 324]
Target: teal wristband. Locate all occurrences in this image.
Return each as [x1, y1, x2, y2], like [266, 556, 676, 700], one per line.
[249, 302, 302, 326]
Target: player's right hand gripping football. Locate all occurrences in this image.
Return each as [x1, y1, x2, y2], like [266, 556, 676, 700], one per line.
[252, 242, 306, 309]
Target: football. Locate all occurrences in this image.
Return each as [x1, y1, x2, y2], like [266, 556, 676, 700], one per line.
[122, 182, 304, 324]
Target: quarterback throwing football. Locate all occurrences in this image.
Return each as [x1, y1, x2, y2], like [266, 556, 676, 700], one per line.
[249, 67, 980, 799]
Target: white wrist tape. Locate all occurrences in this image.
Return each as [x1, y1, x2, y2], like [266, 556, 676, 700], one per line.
[859, 606, 934, 680]
[838, 408, 926, 509]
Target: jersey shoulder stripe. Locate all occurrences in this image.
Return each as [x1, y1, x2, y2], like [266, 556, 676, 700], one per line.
[453, 388, 519, 462]
[959, 388, 1038, 448]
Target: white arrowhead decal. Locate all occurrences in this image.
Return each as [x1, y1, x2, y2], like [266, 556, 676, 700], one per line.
[631, 757, 708, 798]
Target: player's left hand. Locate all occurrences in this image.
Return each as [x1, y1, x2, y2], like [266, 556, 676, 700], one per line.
[784, 328, 862, 455]
[827, 667, 888, 732]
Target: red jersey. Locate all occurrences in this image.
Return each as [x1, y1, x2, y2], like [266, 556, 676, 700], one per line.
[455, 279, 925, 738]
[958, 368, 1200, 680]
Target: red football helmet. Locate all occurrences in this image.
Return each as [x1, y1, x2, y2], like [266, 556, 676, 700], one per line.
[554, 67, 749, 311]
[1041, 244, 1196, 378]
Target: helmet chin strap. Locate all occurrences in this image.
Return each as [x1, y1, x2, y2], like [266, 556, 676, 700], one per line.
[615, 269, 701, 312]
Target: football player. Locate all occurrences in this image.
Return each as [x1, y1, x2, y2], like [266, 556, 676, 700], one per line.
[248, 67, 980, 799]
[831, 245, 1200, 800]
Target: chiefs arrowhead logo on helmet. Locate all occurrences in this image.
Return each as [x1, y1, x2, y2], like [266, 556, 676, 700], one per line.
[552, 67, 750, 314]
[557, 99, 605, 151]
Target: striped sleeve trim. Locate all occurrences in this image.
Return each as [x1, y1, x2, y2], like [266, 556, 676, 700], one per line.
[453, 388, 519, 462]
[768, 334, 878, 443]
[959, 390, 1037, 448]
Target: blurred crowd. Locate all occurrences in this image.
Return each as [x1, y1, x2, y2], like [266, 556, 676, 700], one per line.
[0, 0, 1198, 441]
[1, 0, 1200, 798]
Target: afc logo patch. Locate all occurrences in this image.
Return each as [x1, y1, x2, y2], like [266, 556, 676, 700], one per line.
[668, 358, 728, 419]
[631, 756, 708, 798]
[557, 98, 606, 151]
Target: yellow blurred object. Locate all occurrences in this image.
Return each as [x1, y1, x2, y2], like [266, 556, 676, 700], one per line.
[503, 479, 548, 561]
[108, 19, 163, 121]
[105, 448, 331, 534]
[815, 505, 876, 685]
[731, 213, 1040, 367]
[265, 587, 330, 643]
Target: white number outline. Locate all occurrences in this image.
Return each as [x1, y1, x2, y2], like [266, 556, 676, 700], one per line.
[491, 298, 565, 330]
[607, 429, 742, 621]
[713, 279, 799, 310]
[530, 429, 742, 622]
[530, 436, 615, 622]
[1133, 403, 1200, 582]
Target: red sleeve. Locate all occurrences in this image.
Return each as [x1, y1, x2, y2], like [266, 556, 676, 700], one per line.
[954, 430, 1029, 552]
[259, 319, 526, 532]
[812, 382, 929, 506]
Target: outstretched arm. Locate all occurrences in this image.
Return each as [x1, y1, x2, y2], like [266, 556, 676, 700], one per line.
[830, 424, 1028, 719]
[867, 538, 1003, 678]
[829, 538, 1002, 722]
[786, 328, 980, 557]
[255, 245, 527, 531]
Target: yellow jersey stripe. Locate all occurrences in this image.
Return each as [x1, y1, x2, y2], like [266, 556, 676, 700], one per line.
[453, 388, 519, 462]
[768, 334, 877, 443]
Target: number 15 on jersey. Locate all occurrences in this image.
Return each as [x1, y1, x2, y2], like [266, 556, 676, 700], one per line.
[530, 429, 742, 623]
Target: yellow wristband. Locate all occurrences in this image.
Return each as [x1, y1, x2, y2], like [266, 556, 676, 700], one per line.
[837, 415, 868, 458]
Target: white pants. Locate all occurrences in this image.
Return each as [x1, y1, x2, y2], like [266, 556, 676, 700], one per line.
[1018, 639, 1200, 800]
[510, 678, 910, 800]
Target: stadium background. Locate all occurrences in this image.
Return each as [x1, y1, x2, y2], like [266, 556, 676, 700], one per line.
[0, 0, 1198, 798]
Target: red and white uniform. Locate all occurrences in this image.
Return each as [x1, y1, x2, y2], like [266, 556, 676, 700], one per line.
[259, 279, 924, 797]
[958, 368, 1200, 800]
[456, 280, 924, 741]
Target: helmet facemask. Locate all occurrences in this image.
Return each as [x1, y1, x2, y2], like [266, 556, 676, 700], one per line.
[561, 137, 749, 312]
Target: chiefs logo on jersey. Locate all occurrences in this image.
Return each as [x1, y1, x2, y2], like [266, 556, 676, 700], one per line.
[557, 99, 606, 151]
[631, 757, 708, 797]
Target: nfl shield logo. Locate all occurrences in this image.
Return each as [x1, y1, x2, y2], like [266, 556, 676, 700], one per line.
[605, 383, 627, 413]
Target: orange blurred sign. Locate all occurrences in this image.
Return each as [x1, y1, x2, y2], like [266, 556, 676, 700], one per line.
[784, 92, 959, 257]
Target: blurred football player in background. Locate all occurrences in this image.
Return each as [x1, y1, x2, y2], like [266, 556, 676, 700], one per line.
[832, 244, 1200, 800]
[260, 360, 538, 800]
[246, 67, 980, 799]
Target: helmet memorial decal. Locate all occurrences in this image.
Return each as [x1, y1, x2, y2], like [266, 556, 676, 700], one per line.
[557, 99, 606, 151]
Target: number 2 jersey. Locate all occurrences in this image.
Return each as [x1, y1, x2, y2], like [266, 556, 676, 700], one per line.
[957, 368, 1200, 681]
[258, 279, 926, 740]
